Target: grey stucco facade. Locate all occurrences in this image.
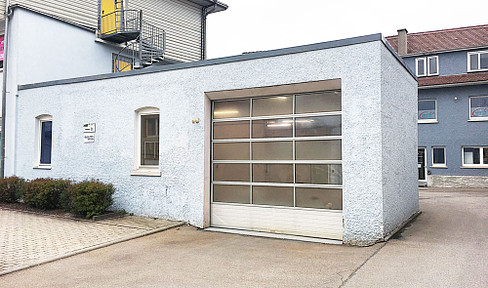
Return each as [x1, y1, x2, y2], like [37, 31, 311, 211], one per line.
[400, 46, 488, 187]
[418, 85, 488, 187]
[14, 34, 418, 245]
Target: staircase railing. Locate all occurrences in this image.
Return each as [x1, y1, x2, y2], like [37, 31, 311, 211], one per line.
[112, 17, 166, 72]
[100, 9, 141, 37]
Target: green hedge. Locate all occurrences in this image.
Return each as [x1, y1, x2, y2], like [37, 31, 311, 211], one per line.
[23, 178, 71, 210]
[3, 177, 115, 218]
[0, 176, 26, 203]
[67, 180, 114, 218]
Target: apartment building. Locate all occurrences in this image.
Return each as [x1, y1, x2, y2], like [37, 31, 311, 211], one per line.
[387, 25, 488, 187]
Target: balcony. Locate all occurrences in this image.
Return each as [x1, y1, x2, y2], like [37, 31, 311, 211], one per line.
[100, 9, 141, 43]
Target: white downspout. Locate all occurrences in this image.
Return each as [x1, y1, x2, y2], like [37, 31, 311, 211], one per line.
[1, 0, 10, 178]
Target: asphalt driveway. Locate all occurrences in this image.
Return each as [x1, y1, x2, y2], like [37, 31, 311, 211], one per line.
[1, 188, 487, 288]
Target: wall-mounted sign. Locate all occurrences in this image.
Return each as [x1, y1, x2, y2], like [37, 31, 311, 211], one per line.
[84, 132, 95, 143]
[0, 36, 4, 61]
[83, 123, 96, 133]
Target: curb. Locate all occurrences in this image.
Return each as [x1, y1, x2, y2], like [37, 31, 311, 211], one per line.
[0, 222, 185, 277]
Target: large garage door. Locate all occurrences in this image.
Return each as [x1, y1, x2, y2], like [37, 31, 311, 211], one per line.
[211, 90, 343, 240]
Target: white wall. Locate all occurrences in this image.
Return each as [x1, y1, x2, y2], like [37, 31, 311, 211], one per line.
[380, 44, 419, 238]
[2, 7, 121, 176]
[15, 37, 418, 244]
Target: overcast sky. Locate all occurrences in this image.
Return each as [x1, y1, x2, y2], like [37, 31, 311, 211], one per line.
[206, 0, 487, 59]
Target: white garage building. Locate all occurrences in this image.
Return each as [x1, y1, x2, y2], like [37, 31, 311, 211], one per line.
[14, 33, 418, 246]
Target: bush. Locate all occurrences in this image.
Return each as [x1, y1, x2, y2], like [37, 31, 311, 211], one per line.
[0, 176, 26, 203]
[24, 178, 71, 209]
[68, 180, 114, 218]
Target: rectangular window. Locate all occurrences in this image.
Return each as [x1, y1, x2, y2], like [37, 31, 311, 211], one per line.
[141, 114, 159, 166]
[469, 96, 488, 121]
[432, 147, 446, 167]
[416, 58, 426, 77]
[462, 147, 488, 167]
[418, 100, 437, 122]
[416, 56, 438, 77]
[467, 51, 488, 72]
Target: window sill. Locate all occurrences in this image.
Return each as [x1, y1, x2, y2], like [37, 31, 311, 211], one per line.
[417, 74, 439, 77]
[468, 118, 488, 122]
[467, 69, 488, 73]
[418, 120, 438, 124]
[430, 165, 447, 169]
[131, 168, 161, 177]
[33, 165, 52, 170]
[461, 166, 488, 169]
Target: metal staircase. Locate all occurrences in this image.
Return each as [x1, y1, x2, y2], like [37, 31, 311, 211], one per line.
[99, 7, 166, 72]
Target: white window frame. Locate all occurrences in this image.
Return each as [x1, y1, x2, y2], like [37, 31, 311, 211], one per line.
[416, 56, 439, 77]
[418, 99, 438, 123]
[468, 96, 488, 121]
[34, 114, 53, 169]
[431, 146, 446, 168]
[462, 146, 488, 168]
[467, 51, 488, 72]
[131, 107, 161, 176]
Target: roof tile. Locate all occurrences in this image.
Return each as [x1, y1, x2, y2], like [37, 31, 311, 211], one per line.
[418, 72, 488, 87]
[386, 24, 488, 54]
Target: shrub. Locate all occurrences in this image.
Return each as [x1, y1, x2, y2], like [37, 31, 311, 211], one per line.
[0, 176, 26, 203]
[68, 180, 114, 218]
[24, 178, 71, 209]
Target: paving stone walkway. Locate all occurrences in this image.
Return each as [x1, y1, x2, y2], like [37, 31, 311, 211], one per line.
[0, 208, 183, 275]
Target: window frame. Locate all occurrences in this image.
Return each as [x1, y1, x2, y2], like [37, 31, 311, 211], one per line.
[131, 107, 161, 176]
[415, 58, 426, 77]
[418, 99, 438, 123]
[431, 146, 446, 168]
[34, 115, 53, 169]
[462, 146, 488, 168]
[467, 51, 488, 72]
[416, 56, 439, 77]
[468, 95, 488, 121]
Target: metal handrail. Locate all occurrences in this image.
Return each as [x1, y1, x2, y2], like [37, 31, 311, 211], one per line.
[113, 15, 166, 72]
[100, 9, 141, 36]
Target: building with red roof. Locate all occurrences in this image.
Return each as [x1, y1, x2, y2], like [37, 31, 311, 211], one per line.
[386, 25, 488, 187]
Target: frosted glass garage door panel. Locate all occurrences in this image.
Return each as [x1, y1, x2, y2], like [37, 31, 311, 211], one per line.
[252, 119, 293, 138]
[252, 96, 293, 116]
[295, 91, 341, 113]
[213, 121, 250, 139]
[211, 204, 343, 240]
[213, 164, 250, 182]
[213, 100, 250, 119]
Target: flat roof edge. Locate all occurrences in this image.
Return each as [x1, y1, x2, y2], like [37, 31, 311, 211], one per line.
[19, 33, 383, 91]
[381, 38, 417, 79]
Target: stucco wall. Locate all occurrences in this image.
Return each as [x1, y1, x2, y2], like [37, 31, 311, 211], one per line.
[419, 85, 488, 178]
[15, 37, 417, 243]
[2, 8, 122, 176]
[380, 45, 419, 238]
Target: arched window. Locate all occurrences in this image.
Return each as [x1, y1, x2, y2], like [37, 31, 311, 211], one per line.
[35, 114, 52, 169]
[131, 107, 161, 176]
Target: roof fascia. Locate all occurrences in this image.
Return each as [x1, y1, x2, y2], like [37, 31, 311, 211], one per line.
[19, 33, 392, 91]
